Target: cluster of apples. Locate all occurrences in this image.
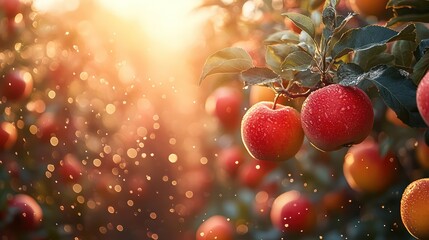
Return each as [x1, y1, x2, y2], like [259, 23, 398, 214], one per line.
[203, 67, 429, 238]
[399, 71, 429, 240]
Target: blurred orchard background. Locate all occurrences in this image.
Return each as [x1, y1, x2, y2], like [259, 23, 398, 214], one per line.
[0, 0, 428, 239]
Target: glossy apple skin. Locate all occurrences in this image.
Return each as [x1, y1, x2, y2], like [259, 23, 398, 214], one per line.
[343, 139, 398, 193]
[301, 84, 374, 152]
[0, 122, 17, 150]
[7, 194, 43, 231]
[206, 87, 243, 131]
[401, 178, 429, 240]
[2, 70, 33, 101]
[196, 215, 234, 240]
[270, 190, 316, 233]
[417, 71, 429, 126]
[241, 101, 304, 161]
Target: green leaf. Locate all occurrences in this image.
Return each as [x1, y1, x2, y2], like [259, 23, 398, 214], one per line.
[411, 50, 429, 85]
[332, 24, 416, 59]
[337, 63, 365, 86]
[415, 39, 429, 61]
[282, 12, 316, 39]
[334, 13, 357, 33]
[199, 47, 254, 84]
[281, 51, 314, 71]
[322, 6, 336, 31]
[392, 40, 417, 67]
[339, 65, 427, 127]
[387, 0, 429, 9]
[265, 44, 298, 78]
[387, 0, 429, 25]
[294, 70, 321, 87]
[353, 45, 389, 71]
[263, 30, 300, 45]
[240, 67, 281, 86]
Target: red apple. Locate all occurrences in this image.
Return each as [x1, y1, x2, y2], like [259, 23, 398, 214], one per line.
[1, 70, 33, 101]
[241, 101, 304, 161]
[417, 71, 429, 126]
[301, 84, 374, 152]
[401, 178, 429, 239]
[238, 158, 278, 188]
[196, 215, 234, 240]
[217, 146, 245, 177]
[7, 194, 43, 231]
[348, 0, 389, 19]
[343, 139, 398, 193]
[0, 0, 21, 19]
[270, 190, 316, 233]
[58, 153, 83, 183]
[205, 86, 243, 131]
[0, 122, 17, 150]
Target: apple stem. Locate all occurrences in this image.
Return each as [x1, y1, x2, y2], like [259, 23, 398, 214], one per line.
[272, 94, 281, 109]
[277, 87, 313, 99]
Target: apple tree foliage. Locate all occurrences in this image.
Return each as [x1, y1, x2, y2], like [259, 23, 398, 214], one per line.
[200, 0, 428, 128]
[198, 0, 429, 239]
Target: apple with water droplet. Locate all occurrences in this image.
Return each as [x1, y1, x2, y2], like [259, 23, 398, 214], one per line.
[301, 84, 374, 152]
[270, 190, 316, 233]
[401, 178, 429, 240]
[417, 71, 429, 126]
[241, 101, 304, 161]
[196, 215, 234, 240]
[343, 139, 398, 193]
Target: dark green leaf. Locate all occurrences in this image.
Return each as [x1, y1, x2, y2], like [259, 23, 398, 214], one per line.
[362, 65, 427, 127]
[411, 50, 429, 85]
[322, 6, 336, 30]
[295, 70, 321, 87]
[240, 67, 281, 86]
[337, 63, 365, 86]
[199, 47, 254, 84]
[281, 51, 314, 71]
[392, 40, 417, 67]
[332, 24, 416, 59]
[353, 45, 388, 71]
[414, 39, 429, 61]
[387, 1, 429, 25]
[334, 13, 357, 33]
[387, 0, 429, 9]
[387, 13, 429, 26]
[282, 12, 316, 39]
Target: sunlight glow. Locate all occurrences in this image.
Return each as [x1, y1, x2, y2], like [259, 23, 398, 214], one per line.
[97, 0, 200, 48]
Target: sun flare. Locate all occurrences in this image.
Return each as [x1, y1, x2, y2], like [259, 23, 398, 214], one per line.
[97, 0, 200, 48]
